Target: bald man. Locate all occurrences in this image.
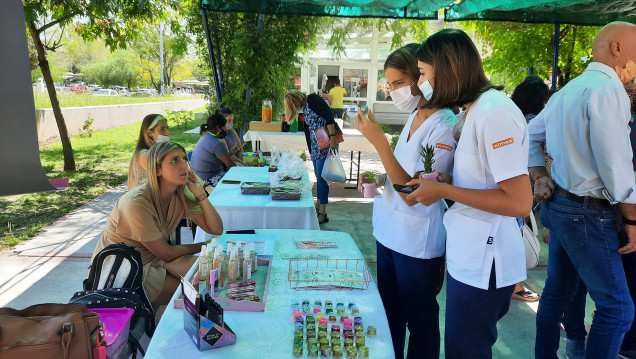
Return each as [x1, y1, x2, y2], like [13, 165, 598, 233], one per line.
[528, 22, 636, 359]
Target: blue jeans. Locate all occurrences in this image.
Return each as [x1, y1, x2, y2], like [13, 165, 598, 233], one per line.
[445, 264, 515, 359]
[312, 157, 329, 204]
[535, 194, 634, 359]
[376, 241, 445, 359]
[621, 251, 636, 353]
[331, 108, 344, 119]
[562, 278, 588, 342]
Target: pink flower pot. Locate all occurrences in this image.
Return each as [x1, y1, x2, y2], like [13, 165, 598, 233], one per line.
[419, 171, 439, 182]
[362, 183, 377, 198]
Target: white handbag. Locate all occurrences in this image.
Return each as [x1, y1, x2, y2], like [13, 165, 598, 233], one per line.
[523, 211, 541, 269]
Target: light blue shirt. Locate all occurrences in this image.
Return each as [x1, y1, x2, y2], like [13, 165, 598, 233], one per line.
[528, 62, 636, 204]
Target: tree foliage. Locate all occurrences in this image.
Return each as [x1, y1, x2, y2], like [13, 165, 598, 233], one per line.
[133, 26, 190, 92]
[23, 0, 182, 170]
[186, 6, 323, 129]
[83, 50, 138, 88]
[460, 21, 601, 92]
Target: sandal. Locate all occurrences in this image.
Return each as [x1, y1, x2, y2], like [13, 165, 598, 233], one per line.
[317, 212, 329, 224]
[512, 288, 539, 302]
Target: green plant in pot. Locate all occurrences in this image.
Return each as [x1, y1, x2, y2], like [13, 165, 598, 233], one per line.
[418, 144, 438, 181]
[360, 172, 378, 198]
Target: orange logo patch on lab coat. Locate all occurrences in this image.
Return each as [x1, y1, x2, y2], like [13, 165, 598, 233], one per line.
[492, 137, 514, 150]
[435, 143, 453, 151]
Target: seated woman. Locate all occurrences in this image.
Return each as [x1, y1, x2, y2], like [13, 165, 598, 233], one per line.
[216, 108, 244, 164]
[128, 114, 170, 190]
[191, 114, 236, 186]
[92, 141, 223, 305]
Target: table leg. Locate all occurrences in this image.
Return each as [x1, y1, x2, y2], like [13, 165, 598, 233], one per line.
[344, 151, 361, 189]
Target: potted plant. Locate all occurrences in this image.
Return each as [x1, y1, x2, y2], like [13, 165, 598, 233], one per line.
[419, 144, 438, 181]
[360, 172, 378, 198]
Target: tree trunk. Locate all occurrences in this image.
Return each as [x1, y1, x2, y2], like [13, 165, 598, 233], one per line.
[27, 21, 76, 171]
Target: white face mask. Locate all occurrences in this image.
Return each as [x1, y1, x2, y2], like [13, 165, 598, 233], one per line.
[226, 122, 234, 130]
[155, 135, 170, 143]
[418, 78, 434, 101]
[390, 82, 421, 112]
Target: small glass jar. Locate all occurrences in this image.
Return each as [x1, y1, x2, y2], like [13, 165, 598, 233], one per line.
[331, 332, 342, 342]
[344, 330, 355, 340]
[329, 315, 337, 322]
[337, 307, 346, 315]
[344, 338, 354, 348]
[319, 337, 330, 348]
[340, 316, 349, 323]
[321, 346, 332, 357]
[318, 331, 328, 340]
[308, 337, 318, 347]
[306, 315, 316, 325]
[346, 346, 357, 358]
[293, 343, 303, 357]
[291, 303, 300, 313]
[307, 323, 316, 332]
[359, 346, 369, 358]
[308, 344, 319, 357]
[294, 331, 304, 339]
[354, 324, 363, 333]
[353, 317, 363, 326]
[318, 323, 328, 332]
[367, 326, 376, 336]
[355, 337, 365, 348]
[294, 337, 303, 346]
[325, 300, 333, 307]
[319, 317, 329, 325]
[331, 324, 341, 333]
[347, 302, 356, 310]
[351, 306, 359, 315]
[294, 323, 304, 332]
[295, 316, 304, 325]
[333, 345, 343, 358]
[314, 300, 322, 308]
[307, 330, 316, 340]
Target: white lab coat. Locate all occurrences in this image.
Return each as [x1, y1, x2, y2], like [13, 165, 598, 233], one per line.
[444, 89, 528, 290]
[373, 109, 457, 259]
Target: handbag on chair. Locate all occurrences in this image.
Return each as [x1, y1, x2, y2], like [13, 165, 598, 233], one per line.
[0, 303, 101, 359]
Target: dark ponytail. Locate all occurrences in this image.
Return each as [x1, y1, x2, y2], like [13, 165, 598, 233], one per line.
[200, 114, 227, 135]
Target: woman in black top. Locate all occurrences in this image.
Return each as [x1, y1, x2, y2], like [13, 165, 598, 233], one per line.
[284, 90, 337, 224]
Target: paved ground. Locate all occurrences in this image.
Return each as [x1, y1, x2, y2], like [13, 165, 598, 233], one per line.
[0, 150, 583, 358]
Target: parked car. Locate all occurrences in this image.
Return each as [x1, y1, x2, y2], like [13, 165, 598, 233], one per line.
[118, 89, 132, 97]
[93, 89, 120, 96]
[87, 84, 101, 92]
[70, 84, 88, 94]
[135, 88, 158, 97]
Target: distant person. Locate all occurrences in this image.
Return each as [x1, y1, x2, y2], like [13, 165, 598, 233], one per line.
[285, 89, 337, 224]
[215, 108, 244, 164]
[191, 114, 236, 187]
[92, 142, 223, 305]
[328, 78, 348, 119]
[529, 22, 636, 358]
[376, 83, 387, 101]
[128, 114, 170, 190]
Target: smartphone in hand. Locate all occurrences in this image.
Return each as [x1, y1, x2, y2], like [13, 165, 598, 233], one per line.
[393, 184, 418, 194]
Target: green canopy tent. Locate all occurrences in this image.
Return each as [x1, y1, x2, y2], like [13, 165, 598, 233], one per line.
[199, 0, 636, 101]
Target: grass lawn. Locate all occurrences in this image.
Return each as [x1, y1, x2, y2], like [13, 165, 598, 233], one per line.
[33, 92, 204, 109]
[0, 116, 202, 248]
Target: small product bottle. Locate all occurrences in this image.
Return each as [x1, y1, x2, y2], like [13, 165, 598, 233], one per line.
[228, 250, 238, 284]
[213, 245, 224, 287]
[243, 250, 252, 281]
[198, 245, 207, 281]
[249, 242, 258, 273]
[238, 243, 244, 278]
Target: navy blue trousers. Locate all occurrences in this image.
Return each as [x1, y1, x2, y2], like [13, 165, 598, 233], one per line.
[445, 265, 515, 359]
[376, 241, 445, 359]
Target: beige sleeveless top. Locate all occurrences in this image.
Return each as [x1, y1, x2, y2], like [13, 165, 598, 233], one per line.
[128, 150, 148, 190]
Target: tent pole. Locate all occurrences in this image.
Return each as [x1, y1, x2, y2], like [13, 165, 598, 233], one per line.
[551, 23, 560, 93]
[201, 8, 223, 104]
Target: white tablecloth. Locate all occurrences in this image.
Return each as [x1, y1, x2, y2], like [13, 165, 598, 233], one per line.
[145, 229, 394, 358]
[244, 128, 388, 152]
[193, 167, 319, 243]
